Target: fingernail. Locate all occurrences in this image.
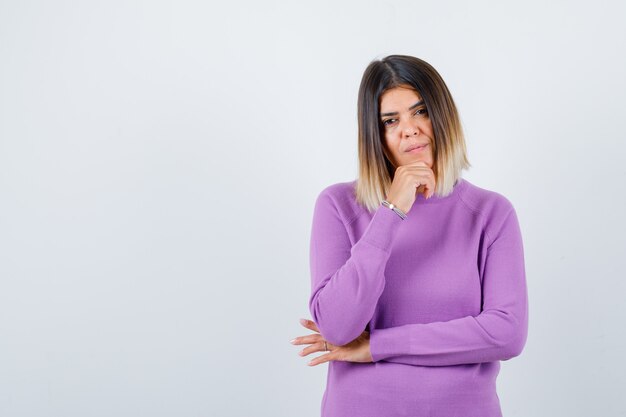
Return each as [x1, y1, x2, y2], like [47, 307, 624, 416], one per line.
[308, 360, 314, 366]
[290, 339, 296, 344]
[299, 318, 307, 325]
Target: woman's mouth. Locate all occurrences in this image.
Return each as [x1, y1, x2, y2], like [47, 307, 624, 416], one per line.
[406, 144, 428, 153]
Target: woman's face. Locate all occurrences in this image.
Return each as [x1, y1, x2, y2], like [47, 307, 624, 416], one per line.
[379, 85, 434, 170]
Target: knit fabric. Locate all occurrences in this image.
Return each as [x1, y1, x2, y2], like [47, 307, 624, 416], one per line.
[308, 177, 528, 417]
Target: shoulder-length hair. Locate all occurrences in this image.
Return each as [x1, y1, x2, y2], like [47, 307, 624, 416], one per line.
[355, 55, 471, 212]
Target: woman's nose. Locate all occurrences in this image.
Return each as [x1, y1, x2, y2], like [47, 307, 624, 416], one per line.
[402, 121, 419, 137]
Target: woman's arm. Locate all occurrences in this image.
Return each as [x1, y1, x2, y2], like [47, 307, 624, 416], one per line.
[368, 207, 528, 366]
[309, 188, 404, 347]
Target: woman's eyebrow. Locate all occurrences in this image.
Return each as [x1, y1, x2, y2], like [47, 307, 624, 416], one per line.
[380, 100, 425, 117]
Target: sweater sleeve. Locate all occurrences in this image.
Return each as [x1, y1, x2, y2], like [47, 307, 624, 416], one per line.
[369, 206, 528, 366]
[308, 188, 404, 347]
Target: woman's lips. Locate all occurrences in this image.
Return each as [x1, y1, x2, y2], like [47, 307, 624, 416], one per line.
[406, 144, 428, 153]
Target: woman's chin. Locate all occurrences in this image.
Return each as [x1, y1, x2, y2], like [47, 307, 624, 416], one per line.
[404, 157, 432, 168]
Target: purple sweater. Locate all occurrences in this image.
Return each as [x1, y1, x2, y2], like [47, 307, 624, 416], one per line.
[308, 177, 528, 417]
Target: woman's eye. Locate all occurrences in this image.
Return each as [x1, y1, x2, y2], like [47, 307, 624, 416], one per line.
[382, 110, 426, 127]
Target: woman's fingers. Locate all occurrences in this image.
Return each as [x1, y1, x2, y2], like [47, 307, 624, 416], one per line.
[291, 318, 336, 365]
[307, 351, 334, 366]
[387, 162, 436, 210]
[298, 340, 329, 357]
[292, 326, 373, 366]
[291, 318, 324, 346]
[299, 318, 320, 333]
[407, 168, 435, 198]
[291, 333, 323, 346]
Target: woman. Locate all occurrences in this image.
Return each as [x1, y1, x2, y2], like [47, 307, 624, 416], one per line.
[290, 55, 528, 417]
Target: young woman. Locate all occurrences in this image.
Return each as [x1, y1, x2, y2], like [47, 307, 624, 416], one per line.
[291, 54, 528, 417]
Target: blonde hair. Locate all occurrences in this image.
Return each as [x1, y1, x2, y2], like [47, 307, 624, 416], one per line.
[355, 55, 471, 212]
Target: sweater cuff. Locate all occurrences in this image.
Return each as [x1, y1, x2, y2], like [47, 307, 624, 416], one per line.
[359, 204, 405, 253]
[369, 325, 411, 362]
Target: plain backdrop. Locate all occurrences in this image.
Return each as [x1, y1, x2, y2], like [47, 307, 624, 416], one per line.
[1, 1, 625, 416]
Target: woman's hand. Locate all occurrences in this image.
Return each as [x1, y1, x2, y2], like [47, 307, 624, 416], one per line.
[290, 318, 373, 366]
[386, 160, 436, 214]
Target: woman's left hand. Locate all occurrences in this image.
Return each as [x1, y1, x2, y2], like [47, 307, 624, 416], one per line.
[291, 318, 373, 366]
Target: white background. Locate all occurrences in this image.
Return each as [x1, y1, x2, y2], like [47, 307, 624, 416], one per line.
[1, 1, 625, 416]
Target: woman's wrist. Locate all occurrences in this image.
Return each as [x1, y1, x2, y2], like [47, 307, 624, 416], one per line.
[381, 200, 407, 220]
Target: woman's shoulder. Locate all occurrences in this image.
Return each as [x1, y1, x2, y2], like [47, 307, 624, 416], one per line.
[313, 179, 361, 225]
[459, 179, 515, 219]
[458, 178, 520, 234]
[317, 179, 358, 199]
[459, 178, 515, 212]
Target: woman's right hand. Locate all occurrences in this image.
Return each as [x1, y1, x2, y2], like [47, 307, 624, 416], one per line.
[385, 161, 436, 214]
